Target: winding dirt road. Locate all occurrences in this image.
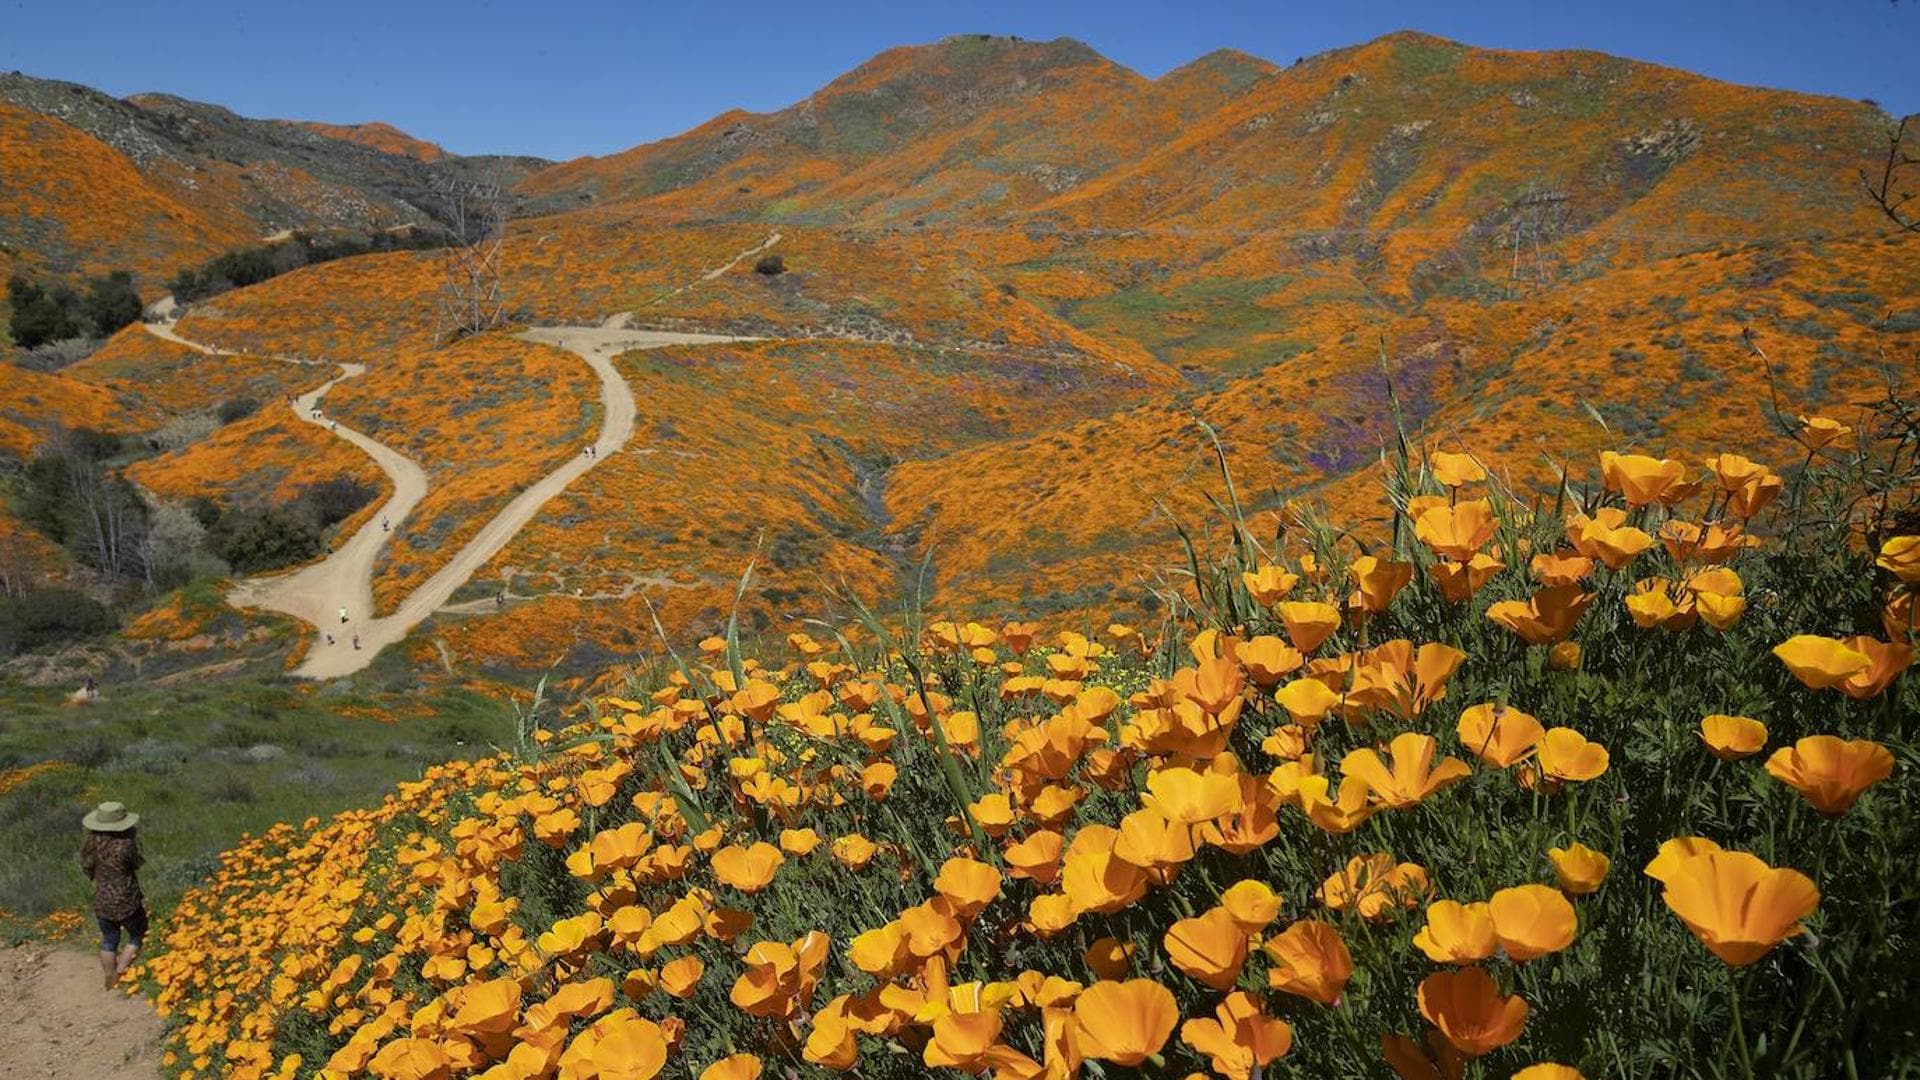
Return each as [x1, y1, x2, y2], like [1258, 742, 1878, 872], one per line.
[145, 317, 751, 679]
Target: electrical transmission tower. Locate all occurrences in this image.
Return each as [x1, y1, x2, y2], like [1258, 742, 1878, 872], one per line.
[1506, 187, 1571, 297]
[431, 173, 508, 340]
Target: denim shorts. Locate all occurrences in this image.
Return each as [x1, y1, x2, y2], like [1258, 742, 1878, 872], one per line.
[97, 907, 148, 952]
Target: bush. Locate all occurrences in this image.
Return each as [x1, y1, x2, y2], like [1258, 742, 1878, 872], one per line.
[168, 229, 448, 303]
[15, 336, 100, 373]
[81, 270, 142, 337]
[0, 587, 115, 657]
[754, 254, 786, 276]
[291, 475, 378, 529]
[206, 506, 322, 574]
[216, 397, 261, 425]
[6, 276, 81, 349]
[6, 271, 143, 348]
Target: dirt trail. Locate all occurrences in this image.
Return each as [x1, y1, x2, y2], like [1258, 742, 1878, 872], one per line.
[141, 319, 430, 679]
[146, 317, 753, 678]
[0, 945, 161, 1078]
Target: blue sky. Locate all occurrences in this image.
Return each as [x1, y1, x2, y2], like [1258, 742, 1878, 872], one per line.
[3, 0, 1915, 160]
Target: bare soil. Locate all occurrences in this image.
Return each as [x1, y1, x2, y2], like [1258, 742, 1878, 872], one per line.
[0, 945, 160, 1078]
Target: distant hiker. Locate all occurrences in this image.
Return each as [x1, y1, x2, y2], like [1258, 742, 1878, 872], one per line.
[339, 606, 349, 624]
[495, 591, 506, 608]
[329, 421, 338, 433]
[381, 517, 389, 532]
[82, 675, 98, 701]
[80, 802, 146, 990]
[326, 633, 336, 646]
[353, 633, 362, 651]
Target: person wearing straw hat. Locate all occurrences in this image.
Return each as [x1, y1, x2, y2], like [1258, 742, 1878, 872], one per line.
[79, 801, 147, 989]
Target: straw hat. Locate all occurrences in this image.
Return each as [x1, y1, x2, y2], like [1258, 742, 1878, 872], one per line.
[82, 801, 139, 832]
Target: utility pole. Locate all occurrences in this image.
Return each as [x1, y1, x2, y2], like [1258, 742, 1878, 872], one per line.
[1506, 187, 1570, 297]
[431, 172, 508, 340]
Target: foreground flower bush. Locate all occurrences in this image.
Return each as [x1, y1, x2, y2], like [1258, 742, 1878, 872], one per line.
[142, 420, 1920, 1078]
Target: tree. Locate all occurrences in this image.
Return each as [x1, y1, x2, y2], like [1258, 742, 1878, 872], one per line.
[1862, 116, 1919, 233]
[138, 501, 220, 591]
[81, 270, 143, 336]
[6, 275, 81, 349]
[0, 587, 114, 657]
[208, 506, 321, 573]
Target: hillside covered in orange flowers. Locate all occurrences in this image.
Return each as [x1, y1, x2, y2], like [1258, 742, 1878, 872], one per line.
[1, 31, 1915, 682]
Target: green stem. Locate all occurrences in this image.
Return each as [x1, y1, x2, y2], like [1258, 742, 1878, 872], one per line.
[1728, 968, 1756, 1079]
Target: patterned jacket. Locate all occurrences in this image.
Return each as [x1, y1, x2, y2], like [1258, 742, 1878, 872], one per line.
[81, 833, 144, 921]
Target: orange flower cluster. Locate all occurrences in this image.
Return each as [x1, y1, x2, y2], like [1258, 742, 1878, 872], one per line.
[132, 436, 1913, 1080]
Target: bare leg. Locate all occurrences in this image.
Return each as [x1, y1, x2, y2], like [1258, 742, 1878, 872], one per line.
[115, 943, 139, 977]
[98, 951, 117, 989]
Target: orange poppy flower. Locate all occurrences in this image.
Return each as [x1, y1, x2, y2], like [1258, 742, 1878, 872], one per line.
[1144, 766, 1242, 825]
[778, 828, 821, 856]
[1321, 853, 1428, 920]
[1220, 880, 1282, 933]
[1642, 836, 1725, 885]
[1772, 635, 1872, 690]
[1274, 677, 1343, 724]
[1181, 990, 1294, 1078]
[1566, 507, 1654, 569]
[711, 842, 783, 893]
[1349, 555, 1415, 614]
[1513, 1066, 1585, 1080]
[1548, 844, 1611, 895]
[1025, 894, 1077, 938]
[1430, 553, 1506, 603]
[1415, 500, 1499, 562]
[1277, 601, 1343, 654]
[848, 922, 909, 978]
[1455, 703, 1544, 768]
[1298, 774, 1377, 834]
[1004, 830, 1065, 885]
[933, 857, 1002, 917]
[699, 1054, 762, 1080]
[1699, 715, 1768, 761]
[1488, 884, 1577, 960]
[1530, 551, 1595, 586]
[1071, 979, 1178, 1067]
[1430, 450, 1487, 488]
[1243, 564, 1300, 607]
[1413, 900, 1496, 964]
[1113, 807, 1198, 871]
[1060, 842, 1149, 915]
[1600, 450, 1695, 506]
[1263, 919, 1353, 1005]
[658, 955, 704, 998]
[1763, 735, 1895, 815]
[1660, 850, 1819, 965]
[1877, 535, 1920, 582]
[1380, 1030, 1468, 1080]
[831, 834, 878, 870]
[924, 1008, 1008, 1071]
[1835, 636, 1912, 700]
[1798, 415, 1852, 449]
[1238, 636, 1305, 687]
[1537, 728, 1609, 782]
[1341, 732, 1472, 809]
[1164, 907, 1249, 991]
[1486, 585, 1594, 645]
[1417, 966, 1528, 1056]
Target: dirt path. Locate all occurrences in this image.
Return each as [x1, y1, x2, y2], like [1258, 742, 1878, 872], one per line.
[225, 361, 431, 678]
[148, 317, 753, 678]
[142, 319, 431, 679]
[0, 945, 161, 1078]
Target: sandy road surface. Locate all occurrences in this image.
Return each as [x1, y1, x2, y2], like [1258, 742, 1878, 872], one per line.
[0, 946, 161, 1078]
[150, 319, 752, 678]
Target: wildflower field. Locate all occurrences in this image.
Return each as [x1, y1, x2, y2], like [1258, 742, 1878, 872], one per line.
[140, 399, 1919, 1079]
